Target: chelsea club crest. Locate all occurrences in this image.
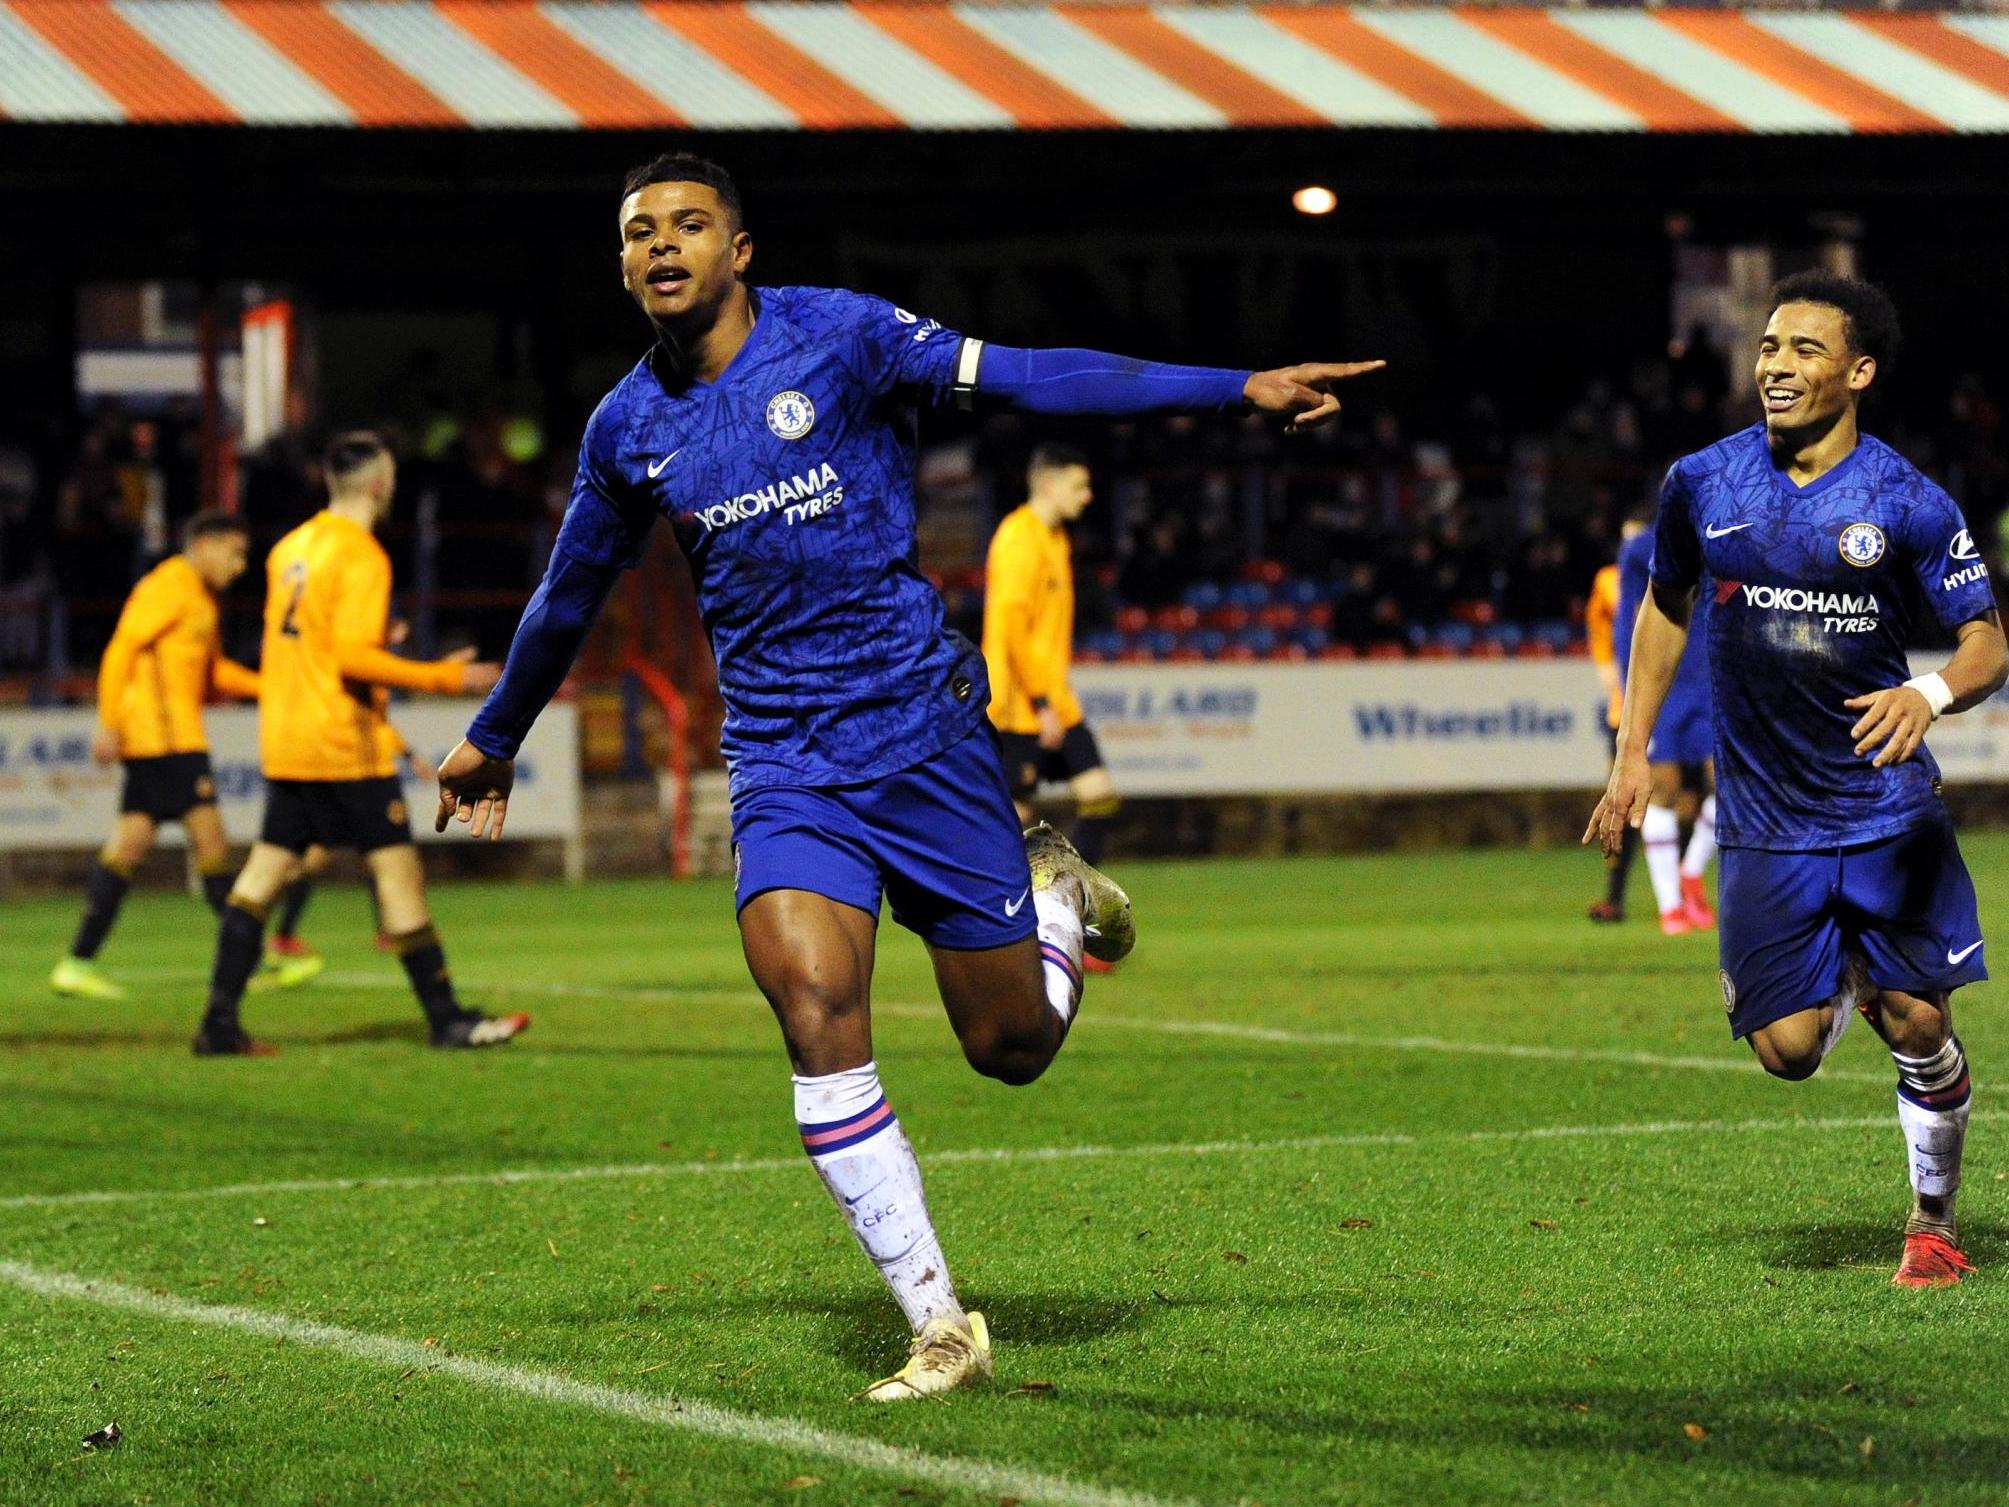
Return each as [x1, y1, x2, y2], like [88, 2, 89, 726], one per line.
[1838, 522, 1885, 568]
[766, 390, 815, 440]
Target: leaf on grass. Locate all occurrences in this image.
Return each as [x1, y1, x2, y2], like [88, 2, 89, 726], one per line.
[1339, 1219, 1374, 1230]
[252, 1217, 270, 1227]
[422, 1336, 440, 1348]
[1151, 1289, 1175, 1305]
[1005, 1381, 1056, 1398]
[1683, 1423, 1708, 1442]
[80, 1421, 121, 1451]
[1221, 1251, 1249, 1264]
[1860, 1436, 1875, 1460]
[782, 1475, 822, 1490]
[1528, 1219, 1558, 1231]
[1837, 1381, 1858, 1395]
[547, 1239, 560, 1260]
[1000, 1498, 1023, 1507]
[652, 1283, 672, 1293]
[1901, 1396, 1918, 1408]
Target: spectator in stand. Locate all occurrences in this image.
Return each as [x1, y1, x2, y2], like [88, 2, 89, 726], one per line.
[1117, 512, 1196, 609]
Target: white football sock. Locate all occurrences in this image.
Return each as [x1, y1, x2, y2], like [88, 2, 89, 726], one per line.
[1680, 796, 1717, 880]
[1642, 804, 1683, 916]
[794, 1062, 963, 1332]
[1892, 1036, 1971, 1214]
[1033, 888, 1084, 1026]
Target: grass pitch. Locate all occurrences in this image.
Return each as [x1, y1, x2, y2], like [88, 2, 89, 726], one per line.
[3, 840, 2007, 1507]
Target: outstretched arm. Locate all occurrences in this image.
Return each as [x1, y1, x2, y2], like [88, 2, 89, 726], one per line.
[437, 549, 622, 841]
[971, 344, 1383, 431]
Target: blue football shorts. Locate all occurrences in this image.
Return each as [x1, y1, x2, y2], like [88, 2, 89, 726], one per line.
[1717, 815, 1986, 1039]
[730, 722, 1037, 951]
[1647, 695, 1713, 766]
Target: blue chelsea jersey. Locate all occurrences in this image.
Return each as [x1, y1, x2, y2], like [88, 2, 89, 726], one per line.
[1651, 424, 1995, 851]
[553, 285, 988, 796]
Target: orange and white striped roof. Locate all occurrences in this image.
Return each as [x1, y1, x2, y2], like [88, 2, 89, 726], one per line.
[4, 3, 2009, 132]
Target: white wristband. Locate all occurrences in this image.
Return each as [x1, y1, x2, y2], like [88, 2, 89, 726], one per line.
[1905, 672, 1955, 720]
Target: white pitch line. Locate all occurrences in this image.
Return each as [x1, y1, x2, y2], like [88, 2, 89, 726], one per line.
[0, 1259, 1194, 1507]
[114, 966, 1918, 1089]
[0, 1114, 1904, 1213]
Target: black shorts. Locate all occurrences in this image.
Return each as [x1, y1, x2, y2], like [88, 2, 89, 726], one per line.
[997, 721, 1106, 803]
[260, 777, 411, 856]
[120, 752, 217, 821]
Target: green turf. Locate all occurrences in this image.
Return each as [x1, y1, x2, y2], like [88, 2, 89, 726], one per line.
[4, 838, 2008, 1507]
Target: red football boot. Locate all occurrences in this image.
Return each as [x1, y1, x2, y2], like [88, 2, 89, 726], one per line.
[1892, 1231, 1974, 1288]
[1082, 955, 1115, 975]
[1680, 875, 1716, 929]
[269, 934, 312, 958]
[1659, 909, 1693, 937]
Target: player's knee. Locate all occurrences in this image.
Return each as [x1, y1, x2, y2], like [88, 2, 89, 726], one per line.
[1749, 1032, 1822, 1082]
[961, 1031, 1052, 1087]
[766, 967, 867, 1039]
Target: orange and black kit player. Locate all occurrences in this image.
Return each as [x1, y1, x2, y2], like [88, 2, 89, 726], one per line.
[194, 431, 515, 1054]
[53, 512, 257, 999]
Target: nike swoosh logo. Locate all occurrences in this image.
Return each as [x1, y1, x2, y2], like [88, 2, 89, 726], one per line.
[1948, 940, 1983, 965]
[843, 1178, 886, 1208]
[646, 449, 681, 479]
[1705, 522, 1754, 539]
[1004, 889, 1029, 918]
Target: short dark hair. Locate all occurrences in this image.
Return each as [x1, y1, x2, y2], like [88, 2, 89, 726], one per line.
[1770, 269, 1901, 373]
[324, 430, 391, 485]
[180, 509, 247, 546]
[1028, 443, 1091, 481]
[621, 152, 743, 231]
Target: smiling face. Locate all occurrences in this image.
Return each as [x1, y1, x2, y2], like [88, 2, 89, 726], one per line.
[1755, 300, 1876, 442]
[619, 180, 752, 331]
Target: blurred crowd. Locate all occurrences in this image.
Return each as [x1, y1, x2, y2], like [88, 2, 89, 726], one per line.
[4, 328, 2005, 682]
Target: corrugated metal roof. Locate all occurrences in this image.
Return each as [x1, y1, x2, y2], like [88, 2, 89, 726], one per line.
[3, 2, 2006, 132]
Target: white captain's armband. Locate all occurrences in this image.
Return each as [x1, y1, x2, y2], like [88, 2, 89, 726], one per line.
[1905, 672, 1955, 720]
[952, 338, 984, 412]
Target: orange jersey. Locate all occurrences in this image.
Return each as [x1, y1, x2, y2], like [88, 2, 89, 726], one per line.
[259, 511, 465, 781]
[97, 554, 258, 759]
[1587, 563, 1622, 729]
[982, 504, 1083, 735]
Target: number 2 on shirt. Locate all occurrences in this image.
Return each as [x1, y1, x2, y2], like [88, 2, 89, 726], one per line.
[279, 560, 307, 638]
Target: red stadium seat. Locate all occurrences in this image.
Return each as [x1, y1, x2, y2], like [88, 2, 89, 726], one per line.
[1115, 606, 1149, 635]
[1205, 606, 1251, 632]
[1242, 558, 1286, 585]
[1151, 605, 1200, 632]
[1365, 642, 1408, 661]
[1319, 643, 1359, 661]
[1218, 644, 1259, 662]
